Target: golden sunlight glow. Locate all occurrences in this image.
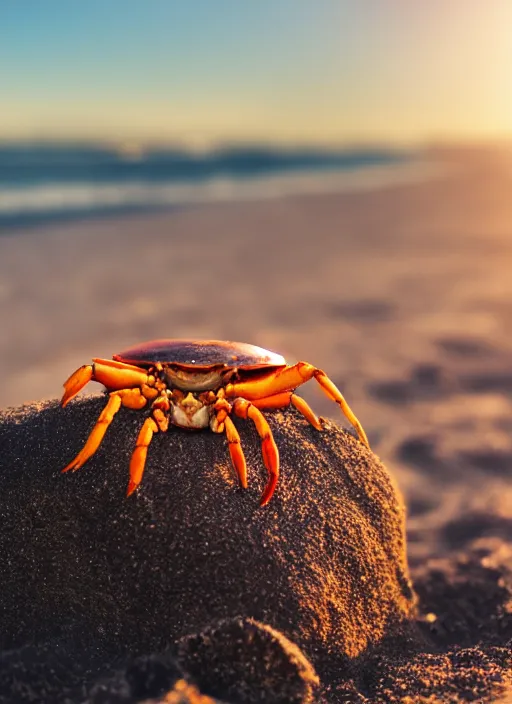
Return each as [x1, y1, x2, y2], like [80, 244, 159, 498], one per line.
[1, 3, 511, 145]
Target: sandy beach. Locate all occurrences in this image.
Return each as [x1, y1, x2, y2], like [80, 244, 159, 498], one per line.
[1, 146, 512, 701]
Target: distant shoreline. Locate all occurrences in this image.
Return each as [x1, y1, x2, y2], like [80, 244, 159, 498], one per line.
[0, 154, 445, 232]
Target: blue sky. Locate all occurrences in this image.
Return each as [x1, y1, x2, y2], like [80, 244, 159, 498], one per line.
[1, 1, 511, 144]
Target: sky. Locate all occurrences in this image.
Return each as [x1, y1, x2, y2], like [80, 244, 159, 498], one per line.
[1, 0, 511, 146]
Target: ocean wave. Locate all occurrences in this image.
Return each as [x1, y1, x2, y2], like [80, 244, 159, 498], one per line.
[0, 143, 409, 185]
[0, 161, 443, 226]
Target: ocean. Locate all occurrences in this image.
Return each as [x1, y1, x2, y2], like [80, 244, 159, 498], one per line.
[0, 142, 420, 230]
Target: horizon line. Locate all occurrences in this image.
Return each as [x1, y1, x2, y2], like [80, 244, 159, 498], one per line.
[1, 135, 511, 151]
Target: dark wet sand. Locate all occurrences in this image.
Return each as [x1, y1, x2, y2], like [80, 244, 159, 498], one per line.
[1, 146, 512, 701]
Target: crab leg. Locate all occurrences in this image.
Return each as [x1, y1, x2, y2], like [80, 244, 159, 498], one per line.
[312, 370, 368, 446]
[227, 363, 369, 447]
[62, 392, 123, 472]
[61, 365, 93, 407]
[290, 394, 323, 430]
[232, 398, 279, 506]
[250, 391, 323, 430]
[214, 398, 248, 489]
[127, 416, 159, 496]
[224, 415, 248, 489]
[62, 388, 147, 473]
[62, 358, 150, 407]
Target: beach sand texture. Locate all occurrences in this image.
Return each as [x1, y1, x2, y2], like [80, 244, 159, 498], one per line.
[1, 147, 512, 701]
[0, 399, 414, 702]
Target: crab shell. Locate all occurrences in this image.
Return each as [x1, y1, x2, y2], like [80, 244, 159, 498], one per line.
[113, 339, 287, 396]
[114, 339, 286, 370]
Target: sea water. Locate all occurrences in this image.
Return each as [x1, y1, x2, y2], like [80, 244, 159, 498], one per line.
[0, 142, 422, 229]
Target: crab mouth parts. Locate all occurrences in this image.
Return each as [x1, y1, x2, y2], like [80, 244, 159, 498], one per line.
[170, 394, 211, 429]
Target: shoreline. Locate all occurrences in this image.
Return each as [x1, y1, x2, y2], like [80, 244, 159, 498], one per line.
[0, 154, 446, 233]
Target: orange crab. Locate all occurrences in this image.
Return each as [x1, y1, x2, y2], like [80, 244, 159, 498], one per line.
[61, 339, 369, 505]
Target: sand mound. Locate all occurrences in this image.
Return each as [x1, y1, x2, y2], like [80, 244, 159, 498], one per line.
[1, 397, 511, 702]
[0, 396, 413, 701]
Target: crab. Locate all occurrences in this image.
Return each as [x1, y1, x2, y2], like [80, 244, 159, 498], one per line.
[60, 339, 369, 505]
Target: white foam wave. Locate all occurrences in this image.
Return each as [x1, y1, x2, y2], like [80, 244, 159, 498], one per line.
[0, 161, 445, 217]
